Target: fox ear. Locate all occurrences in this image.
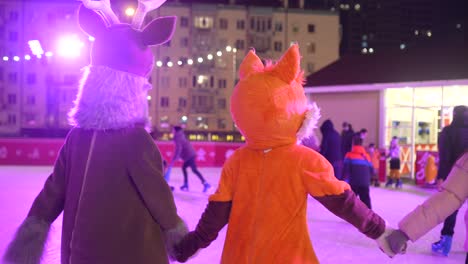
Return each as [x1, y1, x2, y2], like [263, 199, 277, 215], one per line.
[77, 4, 108, 38]
[271, 44, 301, 84]
[239, 49, 264, 79]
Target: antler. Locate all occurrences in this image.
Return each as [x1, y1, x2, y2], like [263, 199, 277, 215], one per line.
[132, 0, 168, 29]
[81, 0, 120, 25]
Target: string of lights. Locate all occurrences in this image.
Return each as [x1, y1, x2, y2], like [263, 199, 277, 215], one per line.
[2, 37, 238, 67]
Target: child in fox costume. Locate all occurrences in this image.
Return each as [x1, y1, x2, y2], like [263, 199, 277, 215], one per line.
[2, 1, 186, 264]
[174, 44, 395, 263]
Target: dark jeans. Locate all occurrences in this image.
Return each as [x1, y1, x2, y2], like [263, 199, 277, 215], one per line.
[441, 209, 458, 236]
[182, 157, 206, 186]
[332, 160, 343, 180]
[465, 252, 468, 264]
[351, 185, 371, 209]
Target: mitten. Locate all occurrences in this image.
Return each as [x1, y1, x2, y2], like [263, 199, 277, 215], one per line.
[386, 229, 409, 254]
[375, 226, 397, 258]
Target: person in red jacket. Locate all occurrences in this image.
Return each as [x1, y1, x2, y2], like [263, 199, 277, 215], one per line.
[343, 136, 374, 208]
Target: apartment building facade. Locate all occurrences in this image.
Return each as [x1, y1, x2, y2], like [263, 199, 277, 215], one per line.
[0, 0, 339, 140]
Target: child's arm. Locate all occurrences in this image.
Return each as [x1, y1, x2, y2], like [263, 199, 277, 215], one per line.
[174, 151, 238, 262]
[301, 153, 395, 256]
[174, 201, 232, 262]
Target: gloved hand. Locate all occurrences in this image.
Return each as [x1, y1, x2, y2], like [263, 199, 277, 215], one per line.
[386, 229, 409, 254]
[173, 232, 201, 263]
[375, 226, 397, 258]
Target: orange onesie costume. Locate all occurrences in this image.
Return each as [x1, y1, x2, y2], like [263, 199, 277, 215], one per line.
[175, 45, 392, 263]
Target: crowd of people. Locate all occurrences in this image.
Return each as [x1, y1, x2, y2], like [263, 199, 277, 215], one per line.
[302, 119, 398, 186]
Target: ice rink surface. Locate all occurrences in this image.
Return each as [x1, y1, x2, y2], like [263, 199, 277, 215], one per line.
[0, 166, 466, 263]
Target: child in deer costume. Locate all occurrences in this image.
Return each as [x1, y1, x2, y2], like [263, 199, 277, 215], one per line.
[174, 44, 395, 263]
[2, 1, 186, 264]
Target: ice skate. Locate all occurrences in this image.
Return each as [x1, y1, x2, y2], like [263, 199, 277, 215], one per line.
[180, 184, 189, 191]
[431, 235, 452, 256]
[203, 182, 211, 193]
[385, 179, 393, 188]
[395, 179, 403, 189]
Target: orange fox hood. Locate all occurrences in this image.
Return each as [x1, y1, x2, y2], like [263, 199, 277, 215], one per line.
[230, 44, 309, 150]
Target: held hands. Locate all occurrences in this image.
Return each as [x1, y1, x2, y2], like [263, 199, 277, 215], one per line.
[376, 226, 408, 258]
[386, 229, 409, 255]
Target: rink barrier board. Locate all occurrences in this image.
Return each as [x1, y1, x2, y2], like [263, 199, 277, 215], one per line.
[0, 138, 243, 167]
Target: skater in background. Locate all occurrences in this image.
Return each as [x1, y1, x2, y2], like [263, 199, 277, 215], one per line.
[385, 136, 402, 188]
[430, 105, 468, 255]
[368, 143, 381, 187]
[320, 119, 343, 179]
[384, 152, 468, 260]
[359, 128, 368, 142]
[343, 135, 374, 208]
[341, 121, 354, 158]
[163, 160, 175, 191]
[170, 126, 211, 192]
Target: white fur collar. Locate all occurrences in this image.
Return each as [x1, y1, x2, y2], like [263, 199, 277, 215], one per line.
[297, 102, 321, 142]
[68, 66, 151, 130]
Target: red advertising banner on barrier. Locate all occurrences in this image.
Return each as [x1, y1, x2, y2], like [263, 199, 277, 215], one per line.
[0, 139, 243, 167]
[415, 151, 439, 186]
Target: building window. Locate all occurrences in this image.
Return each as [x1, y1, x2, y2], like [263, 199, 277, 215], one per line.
[218, 79, 227, 89]
[194, 16, 213, 29]
[180, 37, 189, 48]
[236, 20, 245, 30]
[26, 73, 36, 85]
[218, 98, 226, 109]
[160, 116, 170, 128]
[196, 75, 209, 88]
[250, 18, 255, 30]
[180, 16, 189, 27]
[218, 118, 226, 129]
[219, 18, 228, 30]
[160, 97, 169, 107]
[8, 114, 16, 125]
[8, 72, 17, 84]
[26, 95, 35, 105]
[308, 24, 315, 33]
[178, 97, 187, 108]
[8, 93, 16, 105]
[307, 42, 316, 53]
[9, 11, 19, 22]
[161, 76, 170, 87]
[9, 31, 18, 42]
[275, 22, 283, 32]
[162, 40, 171, 47]
[235, 39, 245, 50]
[274, 41, 282, 52]
[178, 77, 187, 88]
[292, 25, 299, 33]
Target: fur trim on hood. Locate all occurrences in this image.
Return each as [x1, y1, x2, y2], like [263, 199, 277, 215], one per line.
[68, 65, 151, 130]
[297, 103, 321, 142]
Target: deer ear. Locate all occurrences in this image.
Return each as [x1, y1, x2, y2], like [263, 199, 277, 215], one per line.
[271, 44, 301, 84]
[239, 49, 264, 79]
[141, 16, 177, 46]
[77, 4, 107, 38]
